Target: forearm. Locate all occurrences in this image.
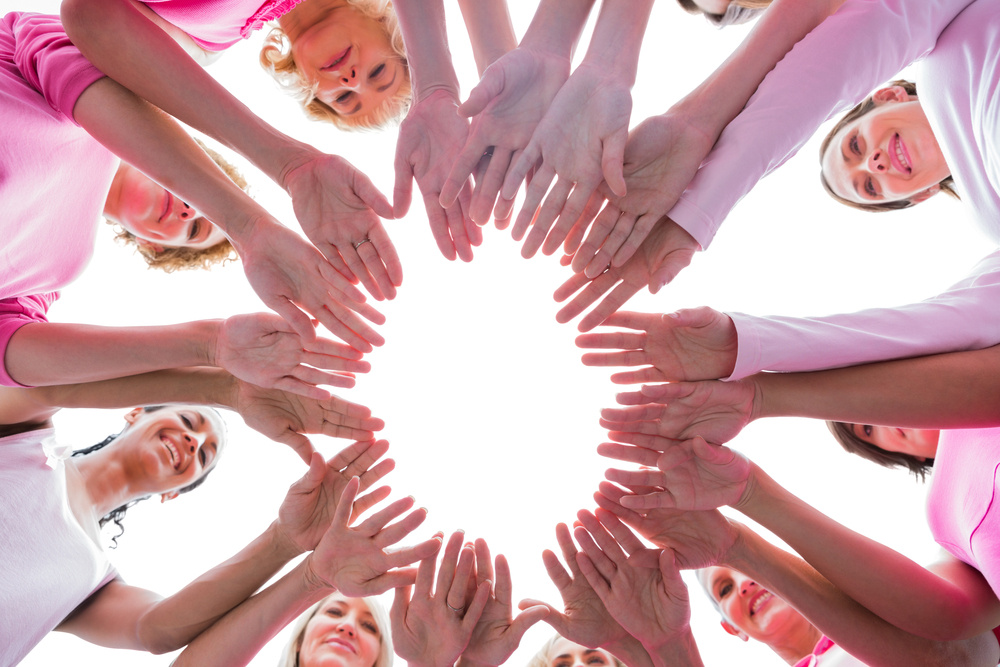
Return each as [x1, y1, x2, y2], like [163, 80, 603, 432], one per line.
[5, 320, 219, 387]
[580, 0, 654, 85]
[753, 345, 1000, 429]
[604, 635, 655, 667]
[739, 466, 1000, 640]
[457, 0, 518, 76]
[643, 630, 703, 667]
[140, 522, 302, 653]
[171, 561, 329, 667]
[520, 0, 597, 58]
[394, 0, 460, 100]
[60, 0, 317, 188]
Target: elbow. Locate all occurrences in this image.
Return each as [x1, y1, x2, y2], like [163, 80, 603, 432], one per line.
[136, 610, 193, 655]
[60, 0, 113, 49]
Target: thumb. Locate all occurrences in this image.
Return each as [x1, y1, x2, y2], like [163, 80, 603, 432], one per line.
[650, 250, 694, 295]
[352, 170, 395, 219]
[458, 66, 505, 117]
[601, 129, 628, 198]
[392, 146, 415, 218]
[286, 436, 319, 466]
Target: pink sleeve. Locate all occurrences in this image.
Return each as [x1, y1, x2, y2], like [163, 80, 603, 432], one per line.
[667, 0, 976, 250]
[4, 12, 106, 124]
[0, 293, 55, 387]
[725, 250, 1000, 380]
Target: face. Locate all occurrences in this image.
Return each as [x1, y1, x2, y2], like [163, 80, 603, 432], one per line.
[702, 566, 814, 646]
[692, 0, 731, 15]
[547, 638, 615, 667]
[119, 406, 225, 499]
[299, 595, 381, 667]
[850, 424, 940, 461]
[822, 86, 949, 206]
[289, 3, 406, 118]
[104, 163, 227, 252]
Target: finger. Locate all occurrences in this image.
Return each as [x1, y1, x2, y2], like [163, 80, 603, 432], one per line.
[272, 377, 334, 400]
[575, 510, 627, 565]
[459, 185, 482, 246]
[276, 431, 316, 463]
[364, 567, 420, 594]
[613, 212, 658, 268]
[357, 495, 415, 536]
[572, 203, 621, 275]
[341, 244, 385, 302]
[392, 148, 415, 218]
[457, 67, 503, 117]
[266, 297, 316, 342]
[508, 604, 550, 640]
[511, 167, 554, 243]
[436, 531, 465, 595]
[330, 438, 381, 471]
[522, 177, 573, 257]
[492, 553, 512, 605]
[501, 140, 539, 201]
[298, 350, 371, 374]
[552, 267, 594, 304]
[332, 476, 361, 526]
[470, 148, 512, 224]
[541, 180, 598, 257]
[442, 195, 474, 262]
[373, 505, 429, 547]
[352, 169, 396, 220]
[391, 583, 413, 623]
[448, 543, 476, 609]
[593, 508, 645, 555]
[588, 211, 637, 277]
[540, 549, 572, 591]
[596, 442, 660, 467]
[320, 300, 385, 350]
[575, 330, 645, 352]
[474, 539, 495, 587]
[353, 485, 392, 517]
[594, 484, 645, 525]
[291, 366, 359, 389]
[607, 430, 677, 451]
[598, 418, 662, 437]
[609, 367, 670, 385]
[601, 403, 668, 424]
[619, 491, 677, 511]
[601, 129, 628, 198]
[297, 451, 328, 488]
[605, 467, 669, 490]
[462, 580, 492, 629]
[554, 521, 583, 577]
[414, 536, 442, 596]
[575, 551, 613, 604]
[578, 282, 643, 332]
[563, 190, 607, 256]
[358, 235, 398, 300]
[554, 271, 622, 324]
[441, 138, 486, 207]
[422, 190, 459, 261]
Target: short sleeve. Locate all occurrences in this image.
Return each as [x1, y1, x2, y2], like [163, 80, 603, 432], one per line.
[0, 292, 55, 387]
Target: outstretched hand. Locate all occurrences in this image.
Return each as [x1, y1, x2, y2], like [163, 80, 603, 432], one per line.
[572, 112, 713, 277]
[603, 379, 757, 446]
[304, 478, 439, 596]
[232, 378, 385, 461]
[440, 46, 571, 227]
[394, 90, 481, 262]
[555, 218, 700, 331]
[282, 151, 401, 301]
[391, 531, 491, 667]
[503, 64, 632, 258]
[576, 308, 738, 381]
[216, 313, 370, 399]
[599, 434, 752, 512]
[574, 510, 692, 649]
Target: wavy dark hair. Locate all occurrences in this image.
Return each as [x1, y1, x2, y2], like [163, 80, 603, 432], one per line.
[826, 420, 934, 480]
[71, 406, 216, 547]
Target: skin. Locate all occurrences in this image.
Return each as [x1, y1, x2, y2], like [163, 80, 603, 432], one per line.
[692, 0, 731, 15]
[281, 0, 406, 117]
[821, 86, 950, 205]
[298, 594, 381, 667]
[700, 566, 820, 659]
[547, 637, 617, 667]
[103, 162, 227, 252]
[850, 424, 940, 461]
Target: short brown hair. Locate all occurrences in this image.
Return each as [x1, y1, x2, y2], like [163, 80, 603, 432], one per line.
[259, 0, 410, 131]
[110, 139, 241, 273]
[819, 80, 959, 213]
[826, 420, 933, 480]
[675, 0, 770, 27]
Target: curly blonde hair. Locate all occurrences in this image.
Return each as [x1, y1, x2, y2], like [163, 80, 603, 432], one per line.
[111, 139, 242, 273]
[259, 0, 410, 131]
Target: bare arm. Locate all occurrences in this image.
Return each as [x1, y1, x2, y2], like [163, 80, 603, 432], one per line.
[456, 0, 517, 77]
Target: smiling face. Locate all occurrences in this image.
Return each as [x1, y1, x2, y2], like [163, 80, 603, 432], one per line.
[545, 638, 616, 667]
[119, 406, 225, 499]
[104, 163, 227, 253]
[850, 424, 940, 461]
[821, 86, 950, 206]
[287, 2, 406, 119]
[298, 594, 381, 667]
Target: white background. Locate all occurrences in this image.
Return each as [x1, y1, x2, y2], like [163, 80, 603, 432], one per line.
[9, 1, 996, 665]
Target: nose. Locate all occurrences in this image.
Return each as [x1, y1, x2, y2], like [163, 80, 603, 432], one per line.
[179, 201, 193, 219]
[340, 66, 360, 89]
[336, 620, 356, 637]
[739, 579, 758, 597]
[182, 430, 206, 453]
[867, 148, 888, 172]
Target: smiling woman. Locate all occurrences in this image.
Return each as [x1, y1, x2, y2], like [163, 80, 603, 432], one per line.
[526, 636, 624, 667]
[279, 593, 393, 667]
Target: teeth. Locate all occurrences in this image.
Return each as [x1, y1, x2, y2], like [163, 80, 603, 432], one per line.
[162, 436, 180, 470]
[750, 591, 771, 616]
[895, 136, 910, 172]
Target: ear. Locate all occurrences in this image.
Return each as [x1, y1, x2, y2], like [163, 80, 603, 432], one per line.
[909, 184, 941, 203]
[124, 407, 144, 425]
[872, 85, 911, 106]
[160, 490, 180, 503]
[721, 620, 749, 642]
[134, 237, 166, 254]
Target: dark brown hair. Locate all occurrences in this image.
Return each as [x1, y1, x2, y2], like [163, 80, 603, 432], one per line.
[826, 421, 933, 480]
[675, 0, 770, 26]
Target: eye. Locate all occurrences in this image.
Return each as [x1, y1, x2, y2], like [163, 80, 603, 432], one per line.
[863, 425, 873, 437]
[864, 177, 878, 198]
[199, 448, 207, 466]
[181, 415, 194, 430]
[362, 620, 378, 634]
[369, 63, 385, 79]
[849, 133, 861, 156]
[335, 90, 354, 104]
[188, 218, 201, 242]
[325, 608, 344, 618]
[718, 582, 733, 599]
[588, 657, 608, 665]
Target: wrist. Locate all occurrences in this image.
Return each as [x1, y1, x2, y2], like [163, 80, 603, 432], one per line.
[747, 374, 769, 421]
[300, 552, 338, 595]
[456, 656, 492, 667]
[604, 635, 651, 667]
[646, 628, 703, 667]
[200, 319, 224, 367]
[265, 520, 308, 562]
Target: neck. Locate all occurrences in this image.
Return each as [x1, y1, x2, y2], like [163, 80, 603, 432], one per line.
[278, 0, 346, 42]
[104, 163, 127, 218]
[65, 442, 144, 519]
[772, 624, 823, 665]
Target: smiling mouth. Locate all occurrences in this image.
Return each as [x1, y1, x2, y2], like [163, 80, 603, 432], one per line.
[161, 435, 181, 471]
[324, 637, 356, 653]
[749, 590, 772, 617]
[159, 192, 174, 224]
[891, 134, 912, 174]
[322, 46, 351, 73]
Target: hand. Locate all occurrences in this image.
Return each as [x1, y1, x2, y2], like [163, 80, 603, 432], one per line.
[519, 523, 629, 649]
[216, 313, 370, 399]
[282, 151, 401, 301]
[275, 441, 394, 553]
[599, 434, 753, 512]
[391, 531, 491, 667]
[576, 308, 738, 381]
[440, 47, 571, 227]
[394, 90, 482, 262]
[304, 478, 439, 596]
[572, 113, 714, 277]
[502, 64, 632, 259]
[602, 379, 757, 445]
[238, 220, 386, 349]
[232, 378, 385, 461]
[463, 539, 548, 666]
[574, 510, 692, 649]
[554, 218, 700, 331]
[594, 481, 739, 569]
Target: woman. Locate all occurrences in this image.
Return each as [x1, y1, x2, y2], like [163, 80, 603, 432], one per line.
[675, 0, 769, 27]
[279, 593, 393, 667]
[526, 636, 623, 667]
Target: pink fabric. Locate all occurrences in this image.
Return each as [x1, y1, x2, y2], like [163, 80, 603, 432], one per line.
[791, 636, 865, 667]
[926, 427, 1000, 600]
[0, 13, 119, 387]
[142, 0, 304, 51]
[0, 293, 55, 387]
[711, 0, 1000, 380]
[0, 428, 117, 666]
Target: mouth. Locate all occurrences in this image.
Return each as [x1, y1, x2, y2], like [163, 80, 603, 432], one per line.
[161, 434, 182, 471]
[159, 192, 174, 224]
[748, 589, 772, 617]
[890, 134, 912, 174]
[321, 46, 351, 73]
[323, 637, 356, 654]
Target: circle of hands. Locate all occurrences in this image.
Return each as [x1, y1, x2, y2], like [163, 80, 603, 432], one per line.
[216, 41, 770, 665]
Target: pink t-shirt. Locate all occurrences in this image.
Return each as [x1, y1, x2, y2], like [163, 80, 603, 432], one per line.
[0, 13, 118, 386]
[142, 0, 303, 51]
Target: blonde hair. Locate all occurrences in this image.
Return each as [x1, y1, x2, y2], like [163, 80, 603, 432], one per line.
[110, 138, 241, 272]
[278, 593, 393, 667]
[526, 636, 625, 667]
[259, 0, 410, 131]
